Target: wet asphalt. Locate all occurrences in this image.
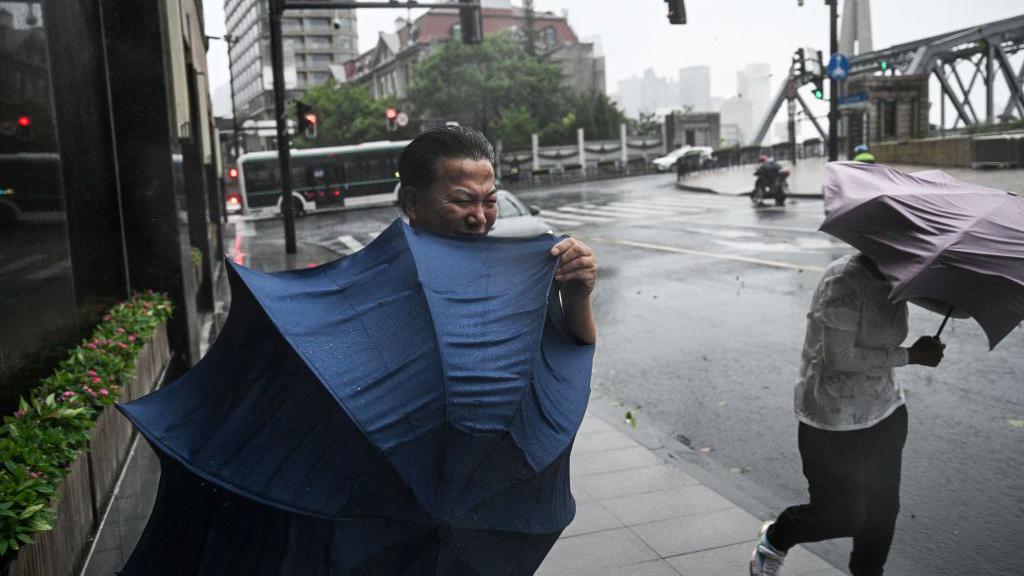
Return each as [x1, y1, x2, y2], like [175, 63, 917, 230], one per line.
[232, 170, 1024, 576]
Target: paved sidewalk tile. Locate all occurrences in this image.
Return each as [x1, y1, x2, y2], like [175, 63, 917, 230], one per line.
[536, 528, 660, 575]
[570, 445, 662, 477]
[666, 542, 844, 576]
[577, 464, 700, 500]
[600, 485, 736, 526]
[628, 501, 761, 558]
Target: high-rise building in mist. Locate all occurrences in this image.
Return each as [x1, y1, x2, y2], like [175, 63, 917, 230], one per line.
[678, 66, 710, 112]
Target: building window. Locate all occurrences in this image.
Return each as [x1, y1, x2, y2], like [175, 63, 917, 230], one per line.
[450, 23, 462, 41]
[542, 27, 557, 48]
[305, 17, 330, 31]
[337, 36, 351, 50]
[308, 53, 333, 66]
[282, 18, 301, 32]
[306, 35, 330, 49]
[309, 71, 330, 85]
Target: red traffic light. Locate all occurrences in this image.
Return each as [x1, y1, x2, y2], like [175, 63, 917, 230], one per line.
[17, 116, 30, 127]
[228, 167, 239, 179]
[304, 113, 317, 125]
[386, 108, 399, 120]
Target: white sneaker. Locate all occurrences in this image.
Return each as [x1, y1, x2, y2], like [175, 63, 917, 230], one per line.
[749, 521, 786, 576]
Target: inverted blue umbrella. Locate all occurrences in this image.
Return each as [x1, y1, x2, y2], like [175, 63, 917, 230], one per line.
[117, 219, 594, 575]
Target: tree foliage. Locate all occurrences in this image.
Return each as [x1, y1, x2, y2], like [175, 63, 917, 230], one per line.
[290, 80, 414, 148]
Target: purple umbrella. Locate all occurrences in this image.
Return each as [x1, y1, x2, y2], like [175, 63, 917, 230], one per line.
[820, 161, 1024, 349]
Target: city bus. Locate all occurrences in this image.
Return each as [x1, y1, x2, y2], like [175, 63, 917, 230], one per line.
[234, 140, 411, 216]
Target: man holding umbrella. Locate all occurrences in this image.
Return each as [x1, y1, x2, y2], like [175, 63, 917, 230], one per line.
[399, 125, 597, 344]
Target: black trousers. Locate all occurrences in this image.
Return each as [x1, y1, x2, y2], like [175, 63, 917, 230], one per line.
[767, 406, 908, 576]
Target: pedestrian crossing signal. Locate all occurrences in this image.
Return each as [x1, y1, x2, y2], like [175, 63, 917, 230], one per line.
[812, 78, 825, 100]
[879, 60, 889, 72]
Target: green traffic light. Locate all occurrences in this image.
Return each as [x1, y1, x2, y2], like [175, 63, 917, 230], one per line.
[880, 60, 888, 71]
[814, 89, 824, 99]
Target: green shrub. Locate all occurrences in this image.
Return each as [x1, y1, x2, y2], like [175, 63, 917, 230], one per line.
[0, 291, 172, 557]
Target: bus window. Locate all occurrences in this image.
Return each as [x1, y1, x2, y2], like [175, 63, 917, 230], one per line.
[244, 161, 277, 192]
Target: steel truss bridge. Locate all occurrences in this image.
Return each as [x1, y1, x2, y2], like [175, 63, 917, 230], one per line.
[849, 14, 1024, 128]
[751, 14, 1024, 145]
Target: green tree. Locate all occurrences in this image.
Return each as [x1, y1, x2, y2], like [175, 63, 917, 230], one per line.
[408, 31, 566, 146]
[627, 112, 661, 137]
[290, 80, 411, 148]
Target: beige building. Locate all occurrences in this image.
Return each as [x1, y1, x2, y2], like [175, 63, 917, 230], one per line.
[344, 0, 605, 101]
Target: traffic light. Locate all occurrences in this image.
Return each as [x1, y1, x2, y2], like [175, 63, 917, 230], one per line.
[879, 60, 889, 73]
[792, 48, 806, 79]
[386, 108, 399, 132]
[458, 0, 483, 44]
[227, 167, 239, 180]
[295, 100, 317, 138]
[811, 77, 825, 100]
[665, 0, 686, 24]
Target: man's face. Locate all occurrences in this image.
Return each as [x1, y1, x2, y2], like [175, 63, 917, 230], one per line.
[405, 157, 497, 237]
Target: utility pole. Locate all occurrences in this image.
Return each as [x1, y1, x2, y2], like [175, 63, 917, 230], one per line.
[523, 0, 537, 56]
[828, 0, 839, 161]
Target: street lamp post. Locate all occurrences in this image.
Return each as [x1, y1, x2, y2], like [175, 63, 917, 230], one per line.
[827, 0, 839, 161]
[268, 0, 297, 254]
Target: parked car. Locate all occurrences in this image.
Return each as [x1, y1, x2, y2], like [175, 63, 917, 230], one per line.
[652, 146, 691, 171]
[489, 190, 552, 238]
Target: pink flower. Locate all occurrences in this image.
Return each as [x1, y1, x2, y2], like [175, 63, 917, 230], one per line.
[115, 328, 126, 334]
[99, 389, 109, 397]
[87, 369, 98, 376]
[28, 471, 40, 479]
[14, 410, 26, 418]
[91, 376, 102, 384]
[62, 391, 75, 398]
[103, 314, 111, 321]
[128, 334, 137, 342]
[117, 342, 128, 349]
[85, 343, 97, 350]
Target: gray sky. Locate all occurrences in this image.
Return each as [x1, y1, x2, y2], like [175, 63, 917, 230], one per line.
[205, 0, 1024, 117]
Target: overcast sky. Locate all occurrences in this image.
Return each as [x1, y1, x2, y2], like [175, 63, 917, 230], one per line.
[204, 0, 1024, 117]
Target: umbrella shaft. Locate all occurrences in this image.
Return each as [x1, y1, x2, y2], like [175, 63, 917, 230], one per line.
[935, 305, 955, 339]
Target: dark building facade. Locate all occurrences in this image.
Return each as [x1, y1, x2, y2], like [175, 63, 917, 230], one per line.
[0, 0, 222, 412]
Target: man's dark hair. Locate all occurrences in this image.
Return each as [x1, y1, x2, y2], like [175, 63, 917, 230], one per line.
[398, 126, 495, 193]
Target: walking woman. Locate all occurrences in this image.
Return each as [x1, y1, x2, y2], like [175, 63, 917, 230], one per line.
[750, 253, 945, 576]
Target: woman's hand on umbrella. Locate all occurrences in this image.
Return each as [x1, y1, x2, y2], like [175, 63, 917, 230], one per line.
[552, 238, 597, 295]
[908, 336, 945, 367]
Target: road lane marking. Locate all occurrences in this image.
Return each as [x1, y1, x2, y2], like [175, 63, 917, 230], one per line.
[564, 205, 650, 219]
[588, 237, 826, 273]
[663, 217, 822, 234]
[337, 235, 365, 252]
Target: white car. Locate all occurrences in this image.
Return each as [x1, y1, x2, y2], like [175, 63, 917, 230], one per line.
[651, 146, 692, 171]
[489, 190, 553, 238]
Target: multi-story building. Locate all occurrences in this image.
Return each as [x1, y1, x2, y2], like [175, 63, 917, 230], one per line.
[679, 66, 711, 112]
[344, 0, 604, 102]
[224, 0, 358, 152]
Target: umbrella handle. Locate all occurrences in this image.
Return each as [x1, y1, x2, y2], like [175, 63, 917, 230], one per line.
[934, 305, 955, 340]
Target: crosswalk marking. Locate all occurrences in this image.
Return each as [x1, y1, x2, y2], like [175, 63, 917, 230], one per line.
[605, 202, 703, 215]
[537, 214, 584, 228]
[565, 205, 654, 219]
[337, 235, 365, 252]
[550, 207, 615, 223]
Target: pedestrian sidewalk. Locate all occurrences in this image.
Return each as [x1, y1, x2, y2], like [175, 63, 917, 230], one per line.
[677, 162, 826, 198]
[539, 396, 845, 576]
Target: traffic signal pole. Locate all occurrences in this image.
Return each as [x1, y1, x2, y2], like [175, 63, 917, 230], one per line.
[827, 0, 839, 161]
[267, 1, 481, 256]
[269, 0, 297, 254]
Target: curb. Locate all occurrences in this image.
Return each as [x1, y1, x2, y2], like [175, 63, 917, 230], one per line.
[675, 180, 824, 199]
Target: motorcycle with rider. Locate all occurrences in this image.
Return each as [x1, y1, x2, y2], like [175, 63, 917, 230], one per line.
[751, 154, 789, 207]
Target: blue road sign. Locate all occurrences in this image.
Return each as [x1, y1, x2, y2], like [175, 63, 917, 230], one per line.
[838, 92, 869, 106]
[827, 53, 850, 81]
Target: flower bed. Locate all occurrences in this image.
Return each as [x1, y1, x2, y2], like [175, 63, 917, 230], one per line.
[0, 291, 172, 569]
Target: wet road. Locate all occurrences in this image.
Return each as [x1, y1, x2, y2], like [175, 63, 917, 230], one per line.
[233, 170, 1024, 576]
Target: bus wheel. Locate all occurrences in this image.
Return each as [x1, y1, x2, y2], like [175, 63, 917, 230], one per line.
[281, 197, 304, 218]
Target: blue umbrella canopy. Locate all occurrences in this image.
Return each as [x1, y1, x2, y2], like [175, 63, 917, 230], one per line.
[117, 219, 594, 575]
